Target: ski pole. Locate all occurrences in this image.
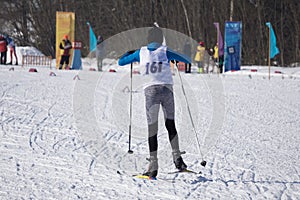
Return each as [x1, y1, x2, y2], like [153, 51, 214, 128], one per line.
[128, 62, 133, 154]
[175, 61, 206, 167]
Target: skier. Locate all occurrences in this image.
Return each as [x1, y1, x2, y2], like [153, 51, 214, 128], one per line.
[59, 34, 72, 70]
[118, 27, 191, 178]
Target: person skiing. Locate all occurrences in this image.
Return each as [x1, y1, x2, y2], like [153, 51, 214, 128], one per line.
[118, 27, 191, 178]
[59, 34, 72, 70]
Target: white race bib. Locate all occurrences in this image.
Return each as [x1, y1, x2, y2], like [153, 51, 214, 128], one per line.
[139, 45, 173, 88]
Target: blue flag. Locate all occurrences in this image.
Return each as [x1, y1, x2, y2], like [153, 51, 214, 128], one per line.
[87, 22, 97, 52]
[266, 22, 279, 58]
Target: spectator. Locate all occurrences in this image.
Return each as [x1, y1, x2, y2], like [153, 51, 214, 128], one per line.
[183, 40, 191, 73]
[6, 36, 18, 65]
[219, 54, 224, 74]
[213, 43, 218, 64]
[213, 42, 224, 73]
[59, 34, 72, 70]
[194, 41, 205, 73]
[96, 35, 104, 71]
[0, 34, 8, 65]
[213, 43, 219, 73]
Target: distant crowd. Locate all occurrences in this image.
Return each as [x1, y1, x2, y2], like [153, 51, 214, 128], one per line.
[0, 34, 18, 65]
[0, 32, 224, 74]
[184, 40, 224, 74]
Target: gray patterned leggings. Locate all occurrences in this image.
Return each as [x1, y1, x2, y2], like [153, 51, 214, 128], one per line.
[144, 84, 180, 157]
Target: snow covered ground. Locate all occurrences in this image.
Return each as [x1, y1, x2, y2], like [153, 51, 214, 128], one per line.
[0, 49, 300, 199]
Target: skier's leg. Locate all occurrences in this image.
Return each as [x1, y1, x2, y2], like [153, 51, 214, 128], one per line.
[165, 119, 179, 150]
[148, 121, 158, 157]
[161, 85, 187, 170]
[146, 108, 159, 158]
[161, 85, 178, 149]
[144, 86, 160, 177]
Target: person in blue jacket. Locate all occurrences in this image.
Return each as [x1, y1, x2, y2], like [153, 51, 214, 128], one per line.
[118, 27, 191, 178]
[6, 36, 18, 65]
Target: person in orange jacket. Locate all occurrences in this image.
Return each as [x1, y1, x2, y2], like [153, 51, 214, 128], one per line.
[0, 34, 8, 65]
[59, 34, 72, 69]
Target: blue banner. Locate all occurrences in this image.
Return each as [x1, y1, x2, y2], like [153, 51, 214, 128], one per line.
[87, 22, 97, 52]
[266, 22, 279, 59]
[224, 21, 242, 72]
[72, 49, 82, 70]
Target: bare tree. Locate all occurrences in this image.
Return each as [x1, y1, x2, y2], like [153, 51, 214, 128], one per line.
[0, 0, 298, 65]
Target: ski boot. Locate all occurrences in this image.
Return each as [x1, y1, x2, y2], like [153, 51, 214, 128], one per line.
[143, 156, 158, 178]
[172, 150, 187, 171]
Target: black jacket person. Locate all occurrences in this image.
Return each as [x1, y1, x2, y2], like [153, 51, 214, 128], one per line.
[59, 34, 72, 69]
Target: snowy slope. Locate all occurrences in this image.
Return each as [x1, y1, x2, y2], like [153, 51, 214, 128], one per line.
[0, 55, 300, 199]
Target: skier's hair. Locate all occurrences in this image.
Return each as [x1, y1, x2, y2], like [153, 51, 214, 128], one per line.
[147, 27, 163, 44]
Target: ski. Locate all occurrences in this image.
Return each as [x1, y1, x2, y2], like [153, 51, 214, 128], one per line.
[167, 168, 201, 175]
[117, 169, 201, 181]
[133, 174, 157, 180]
[117, 170, 157, 180]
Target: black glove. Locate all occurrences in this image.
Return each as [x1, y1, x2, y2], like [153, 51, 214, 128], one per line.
[127, 49, 137, 54]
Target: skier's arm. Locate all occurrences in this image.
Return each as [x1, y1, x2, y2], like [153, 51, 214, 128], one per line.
[118, 50, 140, 66]
[167, 48, 191, 64]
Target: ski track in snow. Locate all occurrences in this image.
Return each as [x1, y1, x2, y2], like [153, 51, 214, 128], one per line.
[0, 65, 299, 199]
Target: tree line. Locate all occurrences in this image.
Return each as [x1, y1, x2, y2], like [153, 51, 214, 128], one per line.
[0, 0, 299, 66]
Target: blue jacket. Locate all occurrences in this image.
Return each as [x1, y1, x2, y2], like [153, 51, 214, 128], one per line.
[118, 42, 191, 66]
